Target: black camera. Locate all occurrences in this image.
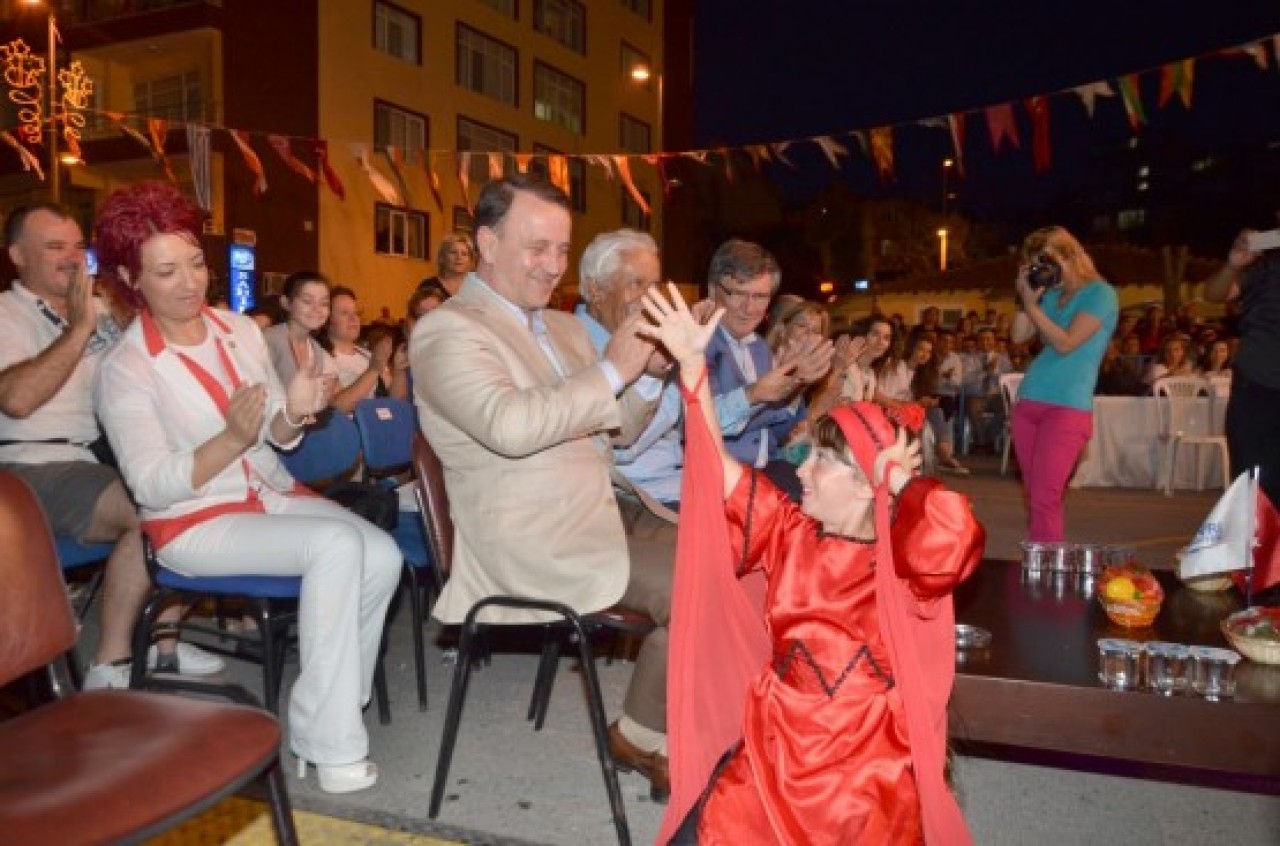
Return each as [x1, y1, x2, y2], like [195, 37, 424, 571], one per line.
[1026, 254, 1062, 290]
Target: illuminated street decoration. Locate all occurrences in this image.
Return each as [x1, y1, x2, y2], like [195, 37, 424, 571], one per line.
[1, 36, 94, 164]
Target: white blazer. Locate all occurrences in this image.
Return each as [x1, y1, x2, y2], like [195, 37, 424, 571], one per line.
[94, 308, 302, 524]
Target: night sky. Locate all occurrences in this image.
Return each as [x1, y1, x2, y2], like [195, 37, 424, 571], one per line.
[693, 1, 1280, 215]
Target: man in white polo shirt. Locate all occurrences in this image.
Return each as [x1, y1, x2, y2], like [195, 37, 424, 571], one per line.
[0, 203, 222, 688]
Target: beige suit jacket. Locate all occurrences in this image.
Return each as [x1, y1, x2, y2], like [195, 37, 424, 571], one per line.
[411, 275, 655, 624]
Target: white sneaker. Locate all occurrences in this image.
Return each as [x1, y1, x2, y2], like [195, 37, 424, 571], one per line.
[83, 661, 131, 690]
[147, 642, 226, 676]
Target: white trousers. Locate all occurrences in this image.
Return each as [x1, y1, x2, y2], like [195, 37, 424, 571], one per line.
[159, 493, 402, 764]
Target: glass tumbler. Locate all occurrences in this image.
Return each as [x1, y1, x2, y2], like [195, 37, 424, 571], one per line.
[1189, 646, 1241, 701]
[1097, 638, 1143, 691]
[1143, 642, 1189, 695]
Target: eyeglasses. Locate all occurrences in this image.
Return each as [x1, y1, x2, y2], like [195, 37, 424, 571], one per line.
[717, 281, 772, 306]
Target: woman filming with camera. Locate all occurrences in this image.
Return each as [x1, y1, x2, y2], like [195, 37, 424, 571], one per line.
[1010, 226, 1117, 542]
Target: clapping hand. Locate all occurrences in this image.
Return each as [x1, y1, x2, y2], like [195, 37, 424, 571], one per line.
[833, 335, 866, 372]
[284, 371, 332, 423]
[778, 334, 835, 386]
[225, 383, 267, 449]
[873, 427, 922, 492]
[637, 283, 723, 366]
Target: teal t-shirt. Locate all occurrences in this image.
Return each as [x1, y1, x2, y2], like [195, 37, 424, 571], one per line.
[1020, 280, 1118, 411]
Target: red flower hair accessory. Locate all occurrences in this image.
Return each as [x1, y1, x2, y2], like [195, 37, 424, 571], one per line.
[884, 402, 926, 435]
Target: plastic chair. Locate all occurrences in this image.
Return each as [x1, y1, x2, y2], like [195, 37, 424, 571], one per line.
[1153, 375, 1230, 496]
[999, 373, 1024, 475]
[355, 397, 436, 711]
[414, 431, 652, 846]
[0, 470, 299, 846]
[128, 412, 390, 723]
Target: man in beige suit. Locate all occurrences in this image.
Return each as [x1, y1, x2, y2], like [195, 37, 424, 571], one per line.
[411, 176, 675, 800]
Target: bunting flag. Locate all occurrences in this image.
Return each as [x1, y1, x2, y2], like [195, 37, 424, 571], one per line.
[1072, 81, 1115, 117]
[586, 154, 615, 179]
[424, 152, 444, 211]
[456, 152, 472, 205]
[1025, 96, 1051, 173]
[721, 149, 735, 184]
[351, 144, 401, 205]
[613, 155, 651, 215]
[984, 103, 1020, 152]
[814, 134, 850, 171]
[1118, 74, 1147, 131]
[185, 123, 212, 211]
[1223, 42, 1270, 70]
[851, 131, 868, 156]
[0, 130, 44, 179]
[514, 153, 532, 174]
[946, 113, 966, 176]
[312, 140, 345, 200]
[1180, 470, 1280, 596]
[268, 134, 316, 183]
[547, 154, 570, 198]
[1159, 59, 1195, 109]
[869, 127, 895, 181]
[486, 151, 504, 181]
[770, 141, 795, 168]
[383, 147, 413, 207]
[106, 113, 167, 180]
[147, 117, 178, 183]
[229, 130, 268, 195]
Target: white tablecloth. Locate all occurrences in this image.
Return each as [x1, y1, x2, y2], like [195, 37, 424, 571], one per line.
[1069, 396, 1226, 489]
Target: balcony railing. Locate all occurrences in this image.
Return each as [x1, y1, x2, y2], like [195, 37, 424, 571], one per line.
[60, 0, 221, 26]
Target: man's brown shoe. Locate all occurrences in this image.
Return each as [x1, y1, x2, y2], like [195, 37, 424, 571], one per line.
[608, 720, 670, 803]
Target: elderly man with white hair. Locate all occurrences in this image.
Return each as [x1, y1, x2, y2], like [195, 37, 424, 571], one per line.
[575, 229, 683, 509]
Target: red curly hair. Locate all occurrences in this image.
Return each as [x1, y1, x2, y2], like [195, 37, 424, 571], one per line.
[93, 181, 203, 308]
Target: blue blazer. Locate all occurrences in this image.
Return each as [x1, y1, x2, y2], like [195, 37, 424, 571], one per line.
[706, 330, 803, 466]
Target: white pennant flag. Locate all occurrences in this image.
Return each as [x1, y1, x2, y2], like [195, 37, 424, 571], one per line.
[1178, 470, 1255, 579]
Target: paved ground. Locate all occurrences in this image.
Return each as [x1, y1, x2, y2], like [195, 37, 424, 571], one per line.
[81, 457, 1280, 844]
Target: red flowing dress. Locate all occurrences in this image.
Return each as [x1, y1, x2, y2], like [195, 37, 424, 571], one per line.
[697, 471, 983, 845]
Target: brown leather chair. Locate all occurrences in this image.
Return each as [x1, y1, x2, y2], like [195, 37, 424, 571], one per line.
[0, 471, 298, 846]
[412, 432, 653, 846]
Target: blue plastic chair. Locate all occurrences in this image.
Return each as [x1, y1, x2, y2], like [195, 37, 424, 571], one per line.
[129, 412, 390, 721]
[55, 536, 112, 623]
[353, 397, 436, 711]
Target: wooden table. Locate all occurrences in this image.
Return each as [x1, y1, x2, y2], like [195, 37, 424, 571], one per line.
[949, 559, 1280, 794]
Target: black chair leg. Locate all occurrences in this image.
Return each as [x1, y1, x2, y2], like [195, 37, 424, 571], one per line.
[428, 620, 479, 819]
[528, 625, 561, 729]
[253, 601, 282, 715]
[263, 757, 300, 846]
[129, 589, 172, 690]
[374, 653, 391, 726]
[406, 565, 428, 711]
[569, 615, 632, 846]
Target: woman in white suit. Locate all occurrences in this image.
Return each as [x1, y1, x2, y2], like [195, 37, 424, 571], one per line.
[92, 182, 400, 794]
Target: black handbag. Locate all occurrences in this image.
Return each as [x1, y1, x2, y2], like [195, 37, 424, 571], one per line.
[323, 480, 399, 531]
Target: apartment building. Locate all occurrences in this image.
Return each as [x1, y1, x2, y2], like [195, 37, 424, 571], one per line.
[0, 0, 680, 317]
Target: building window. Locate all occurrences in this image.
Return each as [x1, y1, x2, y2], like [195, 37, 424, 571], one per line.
[621, 189, 651, 231]
[452, 206, 474, 233]
[620, 113, 650, 153]
[1117, 209, 1146, 230]
[532, 144, 586, 213]
[620, 41, 650, 79]
[373, 1, 421, 64]
[533, 61, 585, 135]
[457, 24, 518, 106]
[477, 0, 518, 18]
[458, 116, 518, 183]
[133, 71, 203, 121]
[533, 0, 586, 54]
[376, 204, 428, 259]
[620, 0, 651, 21]
[374, 100, 428, 158]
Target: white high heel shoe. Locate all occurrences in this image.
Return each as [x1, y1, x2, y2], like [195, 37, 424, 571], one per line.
[296, 756, 378, 794]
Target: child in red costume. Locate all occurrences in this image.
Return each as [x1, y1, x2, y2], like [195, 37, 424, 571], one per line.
[641, 287, 985, 845]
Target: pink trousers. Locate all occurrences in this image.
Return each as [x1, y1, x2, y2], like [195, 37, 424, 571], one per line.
[1011, 399, 1094, 543]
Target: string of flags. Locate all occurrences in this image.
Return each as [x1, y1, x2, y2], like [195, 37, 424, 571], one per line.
[3, 30, 1279, 215]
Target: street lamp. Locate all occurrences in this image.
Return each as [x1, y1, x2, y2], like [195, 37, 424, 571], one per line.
[937, 227, 948, 272]
[629, 63, 663, 157]
[941, 157, 954, 219]
[22, 0, 61, 203]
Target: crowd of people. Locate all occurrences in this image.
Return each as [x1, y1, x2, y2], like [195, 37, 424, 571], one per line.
[3, 173, 1274, 844]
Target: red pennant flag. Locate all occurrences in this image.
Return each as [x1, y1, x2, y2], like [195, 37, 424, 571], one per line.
[487, 152, 504, 181]
[869, 127, 895, 181]
[547, 155, 570, 199]
[946, 113, 966, 176]
[514, 153, 532, 174]
[147, 118, 178, 183]
[985, 104, 1020, 152]
[311, 140, 345, 200]
[1231, 487, 1280, 595]
[424, 152, 444, 212]
[268, 135, 316, 183]
[456, 152, 472, 204]
[1158, 59, 1195, 109]
[1025, 96, 1051, 173]
[1118, 74, 1146, 132]
[384, 147, 413, 207]
[0, 130, 44, 180]
[613, 156, 650, 215]
[229, 130, 268, 195]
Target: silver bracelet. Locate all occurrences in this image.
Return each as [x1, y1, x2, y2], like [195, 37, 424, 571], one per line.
[281, 408, 313, 429]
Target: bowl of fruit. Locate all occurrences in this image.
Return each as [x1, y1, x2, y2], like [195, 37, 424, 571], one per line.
[1098, 564, 1165, 628]
[1221, 607, 1280, 665]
